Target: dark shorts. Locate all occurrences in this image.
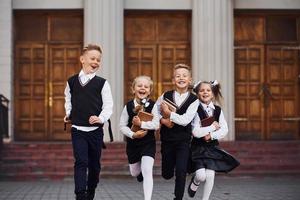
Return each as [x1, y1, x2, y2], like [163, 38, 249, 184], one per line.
[126, 140, 156, 164]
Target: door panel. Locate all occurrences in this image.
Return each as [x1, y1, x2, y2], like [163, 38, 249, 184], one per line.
[266, 46, 300, 140]
[15, 44, 48, 140]
[158, 44, 190, 95]
[124, 44, 157, 102]
[234, 45, 265, 140]
[49, 45, 82, 140]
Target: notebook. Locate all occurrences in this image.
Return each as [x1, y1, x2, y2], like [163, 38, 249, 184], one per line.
[201, 116, 215, 127]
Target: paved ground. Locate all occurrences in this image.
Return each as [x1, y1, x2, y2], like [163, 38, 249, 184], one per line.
[0, 175, 300, 200]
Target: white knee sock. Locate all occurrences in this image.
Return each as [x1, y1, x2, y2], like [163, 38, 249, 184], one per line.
[191, 168, 215, 200]
[129, 161, 141, 177]
[202, 169, 215, 200]
[141, 156, 154, 200]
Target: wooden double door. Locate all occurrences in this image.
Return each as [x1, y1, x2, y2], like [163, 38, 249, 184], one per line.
[124, 11, 191, 102]
[14, 11, 83, 141]
[235, 45, 300, 140]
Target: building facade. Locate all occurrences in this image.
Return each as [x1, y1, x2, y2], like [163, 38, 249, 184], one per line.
[1, 0, 300, 142]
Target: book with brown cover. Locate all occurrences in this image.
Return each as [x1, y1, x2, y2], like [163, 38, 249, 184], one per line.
[131, 111, 154, 132]
[162, 98, 177, 112]
[201, 116, 215, 127]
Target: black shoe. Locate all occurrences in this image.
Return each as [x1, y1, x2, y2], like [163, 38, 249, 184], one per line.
[76, 192, 87, 200]
[136, 172, 143, 182]
[87, 189, 95, 200]
[187, 176, 198, 198]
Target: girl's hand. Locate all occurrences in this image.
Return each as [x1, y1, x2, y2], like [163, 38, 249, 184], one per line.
[212, 121, 220, 130]
[204, 133, 211, 141]
[161, 102, 171, 118]
[89, 115, 102, 124]
[160, 118, 174, 128]
[133, 130, 147, 139]
[132, 116, 141, 127]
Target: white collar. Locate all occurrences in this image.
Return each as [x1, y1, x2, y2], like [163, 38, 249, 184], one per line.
[201, 101, 215, 110]
[174, 90, 189, 97]
[79, 70, 96, 80]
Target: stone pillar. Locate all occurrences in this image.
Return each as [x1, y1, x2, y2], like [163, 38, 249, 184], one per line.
[0, 0, 12, 139]
[84, 0, 124, 141]
[192, 0, 235, 140]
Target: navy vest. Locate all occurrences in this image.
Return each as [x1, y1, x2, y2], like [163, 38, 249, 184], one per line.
[126, 99, 156, 145]
[68, 74, 105, 126]
[160, 90, 198, 142]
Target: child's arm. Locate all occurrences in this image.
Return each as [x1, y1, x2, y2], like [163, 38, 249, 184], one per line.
[98, 81, 113, 124]
[209, 110, 228, 140]
[140, 104, 160, 130]
[192, 114, 217, 138]
[64, 82, 72, 121]
[119, 106, 135, 139]
[169, 99, 199, 126]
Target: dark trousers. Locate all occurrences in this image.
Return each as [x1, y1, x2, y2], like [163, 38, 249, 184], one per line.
[161, 140, 190, 200]
[71, 127, 103, 196]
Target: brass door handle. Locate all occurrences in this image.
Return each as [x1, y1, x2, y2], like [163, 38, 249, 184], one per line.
[282, 117, 300, 121]
[234, 118, 248, 121]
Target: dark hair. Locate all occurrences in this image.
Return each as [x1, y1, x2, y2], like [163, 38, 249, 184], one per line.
[193, 80, 223, 104]
[82, 44, 103, 55]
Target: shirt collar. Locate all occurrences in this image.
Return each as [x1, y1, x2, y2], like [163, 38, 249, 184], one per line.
[174, 90, 189, 97]
[79, 70, 96, 79]
[201, 101, 215, 110]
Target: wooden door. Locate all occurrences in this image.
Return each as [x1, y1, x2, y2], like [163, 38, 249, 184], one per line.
[124, 11, 191, 103]
[234, 45, 265, 140]
[14, 11, 83, 141]
[266, 46, 300, 140]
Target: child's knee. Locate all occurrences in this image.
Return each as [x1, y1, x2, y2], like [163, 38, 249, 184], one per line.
[195, 171, 206, 182]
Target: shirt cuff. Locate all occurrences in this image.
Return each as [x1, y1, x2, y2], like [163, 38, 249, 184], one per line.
[98, 116, 105, 124]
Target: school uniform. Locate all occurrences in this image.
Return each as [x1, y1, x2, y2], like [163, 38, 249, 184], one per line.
[65, 70, 113, 200]
[190, 102, 239, 173]
[158, 90, 199, 200]
[120, 99, 159, 163]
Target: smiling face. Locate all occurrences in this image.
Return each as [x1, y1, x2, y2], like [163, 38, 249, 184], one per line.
[173, 67, 192, 93]
[132, 76, 152, 101]
[80, 49, 101, 74]
[198, 82, 214, 104]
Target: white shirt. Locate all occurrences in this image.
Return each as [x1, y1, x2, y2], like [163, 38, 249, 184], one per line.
[64, 70, 113, 132]
[191, 101, 228, 140]
[119, 99, 160, 139]
[156, 91, 199, 126]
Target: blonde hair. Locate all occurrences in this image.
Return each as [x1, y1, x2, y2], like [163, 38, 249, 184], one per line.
[82, 44, 103, 55]
[173, 63, 191, 76]
[131, 75, 154, 92]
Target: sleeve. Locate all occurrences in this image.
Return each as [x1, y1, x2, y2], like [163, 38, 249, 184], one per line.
[141, 103, 160, 130]
[210, 110, 228, 140]
[64, 82, 72, 117]
[155, 94, 164, 120]
[119, 105, 134, 139]
[192, 114, 216, 138]
[98, 81, 113, 124]
[169, 99, 199, 126]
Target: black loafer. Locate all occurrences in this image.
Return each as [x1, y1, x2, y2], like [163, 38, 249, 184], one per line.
[136, 172, 143, 182]
[187, 175, 198, 198]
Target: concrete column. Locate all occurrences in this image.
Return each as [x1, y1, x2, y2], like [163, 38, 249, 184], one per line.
[192, 0, 235, 140]
[84, 0, 124, 141]
[0, 0, 12, 139]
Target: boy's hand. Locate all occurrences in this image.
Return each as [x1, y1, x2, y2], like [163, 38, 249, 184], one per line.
[161, 102, 171, 118]
[132, 116, 141, 127]
[160, 118, 174, 128]
[64, 116, 71, 123]
[133, 130, 147, 139]
[89, 115, 102, 124]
